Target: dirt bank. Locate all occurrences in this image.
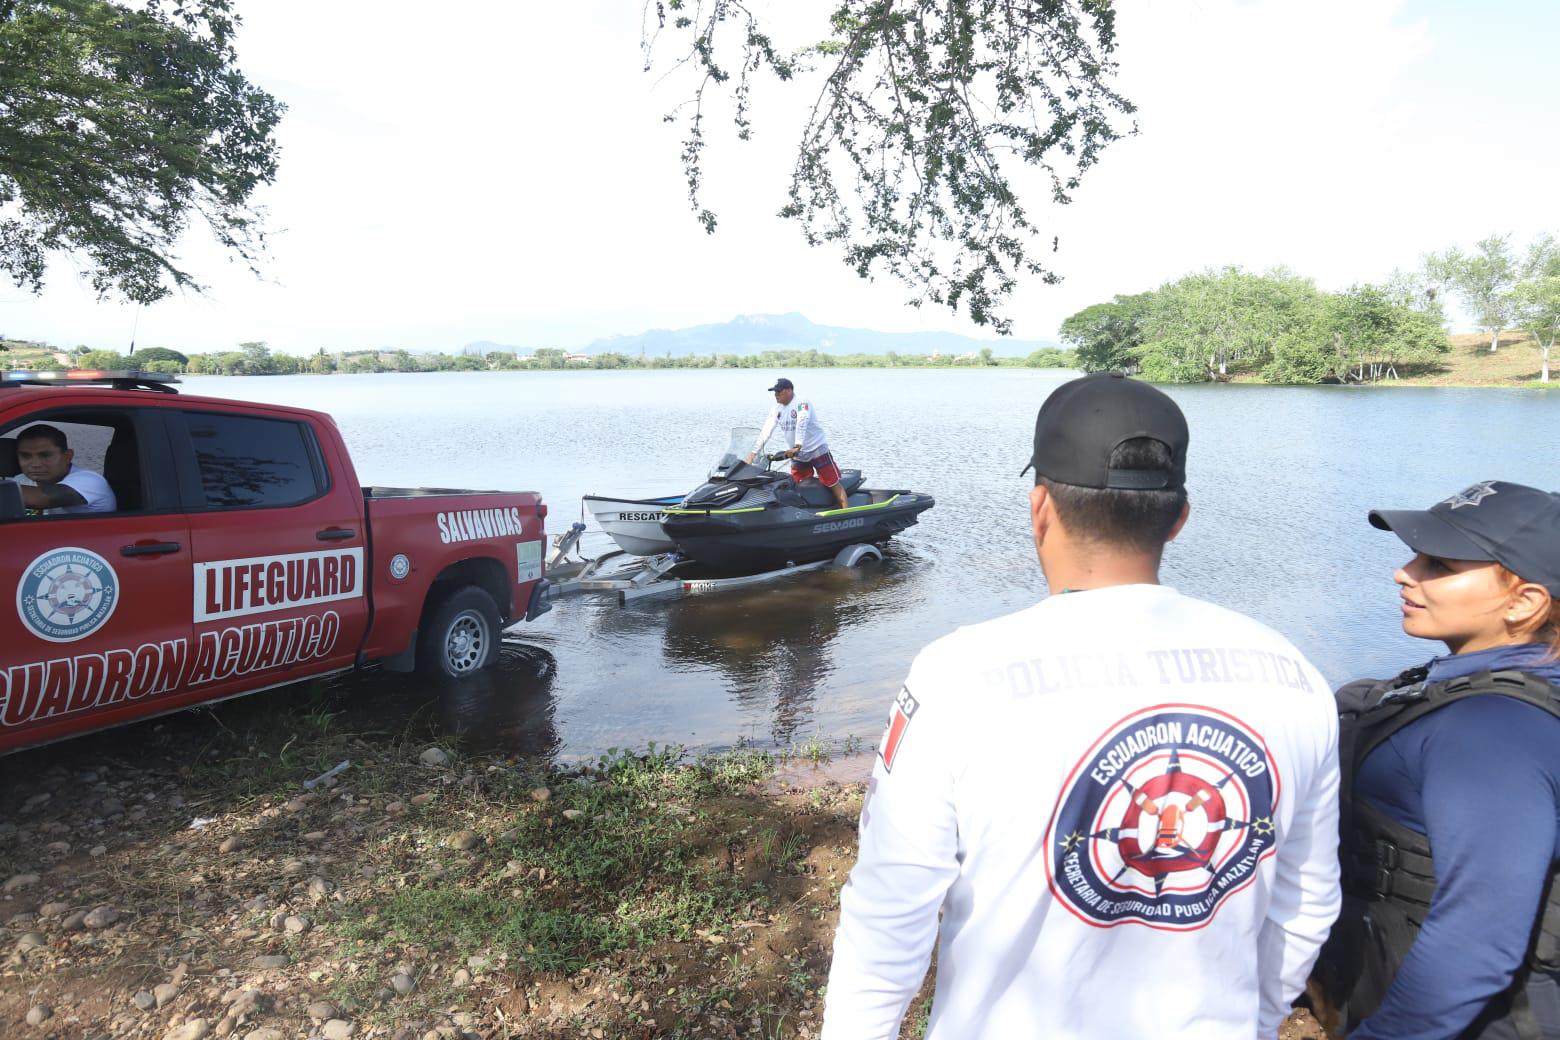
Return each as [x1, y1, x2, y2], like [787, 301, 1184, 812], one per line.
[1, 697, 1328, 1039]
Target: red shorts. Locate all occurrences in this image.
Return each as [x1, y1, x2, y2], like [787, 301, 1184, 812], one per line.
[791, 451, 842, 488]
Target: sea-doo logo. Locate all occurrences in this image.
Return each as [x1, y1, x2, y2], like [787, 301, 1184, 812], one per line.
[616, 511, 666, 522]
[17, 548, 119, 643]
[1045, 704, 1280, 930]
[812, 517, 866, 534]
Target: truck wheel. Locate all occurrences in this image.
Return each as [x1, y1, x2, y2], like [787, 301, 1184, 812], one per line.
[419, 586, 501, 679]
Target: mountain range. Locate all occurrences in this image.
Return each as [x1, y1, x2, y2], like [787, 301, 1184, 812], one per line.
[463, 312, 1059, 359]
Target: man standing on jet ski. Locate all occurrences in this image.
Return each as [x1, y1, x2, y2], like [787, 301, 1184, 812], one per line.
[746, 377, 850, 510]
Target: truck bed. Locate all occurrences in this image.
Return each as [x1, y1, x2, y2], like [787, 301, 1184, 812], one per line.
[364, 486, 540, 499]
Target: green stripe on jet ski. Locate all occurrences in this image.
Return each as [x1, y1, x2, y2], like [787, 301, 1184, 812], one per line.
[815, 494, 901, 518]
[663, 506, 767, 515]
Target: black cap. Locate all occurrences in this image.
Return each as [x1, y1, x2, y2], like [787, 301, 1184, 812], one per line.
[1022, 372, 1189, 490]
[767, 377, 794, 392]
[1369, 481, 1560, 595]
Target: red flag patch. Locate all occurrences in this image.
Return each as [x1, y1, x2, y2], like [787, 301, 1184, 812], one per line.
[878, 686, 920, 772]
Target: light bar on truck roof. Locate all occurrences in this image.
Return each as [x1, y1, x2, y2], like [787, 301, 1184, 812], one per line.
[0, 369, 182, 392]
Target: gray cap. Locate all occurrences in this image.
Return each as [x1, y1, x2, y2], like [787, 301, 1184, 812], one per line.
[1369, 481, 1560, 595]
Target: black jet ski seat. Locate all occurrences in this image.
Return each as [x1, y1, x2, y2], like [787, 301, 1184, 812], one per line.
[774, 470, 864, 508]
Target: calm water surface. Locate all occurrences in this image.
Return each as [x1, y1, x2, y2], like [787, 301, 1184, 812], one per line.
[171, 370, 1554, 761]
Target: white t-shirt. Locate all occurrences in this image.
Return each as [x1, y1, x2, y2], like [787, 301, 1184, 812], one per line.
[20, 464, 117, 515]
[754, 398, 829, 460]
[822, 584, 1340, 1040]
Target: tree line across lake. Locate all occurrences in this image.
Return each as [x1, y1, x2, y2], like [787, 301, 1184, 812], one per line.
[1061, 233, 1558, 384]
[0, 341, 1079, 376]
[6, 235, 1554, 387]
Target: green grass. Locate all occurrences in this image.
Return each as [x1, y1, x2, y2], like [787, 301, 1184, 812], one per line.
[333, 746, 777, 975]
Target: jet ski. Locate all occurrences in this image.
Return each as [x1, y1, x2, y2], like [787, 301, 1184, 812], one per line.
[660, 428, 935, 572]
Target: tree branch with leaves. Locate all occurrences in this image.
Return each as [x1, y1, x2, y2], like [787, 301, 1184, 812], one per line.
[0, 0, 283, 303]
[643, 0, 1136, 334]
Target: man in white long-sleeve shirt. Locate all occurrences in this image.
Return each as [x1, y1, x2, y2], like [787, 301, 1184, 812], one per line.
[822, 373, 1341, 1040]
[746, 377, 848, 510]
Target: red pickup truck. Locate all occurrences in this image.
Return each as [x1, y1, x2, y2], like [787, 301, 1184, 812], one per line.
[0, 371, 550, 755]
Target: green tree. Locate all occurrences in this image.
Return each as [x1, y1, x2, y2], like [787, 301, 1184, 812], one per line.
[1384, 267, 1445, 322]
[77, 349, 131, 369]
[220, 351, 253, 375]
[307, 350, 336, 375]
[645, 1, 1135, 334]
[0, 0, 284, 302]
[1023, 346, 1077, 368]
[1515, 233, 1560, 383]
[1260, 282, 1441, 385]
[1138, 269, 1320, 382]
[447, 353, 486, 372]
[236, 341, 273, 374]
[1059, 292, 1153, 372]
[1426, 235, 1519, 352]
[131, 346, 189, 368]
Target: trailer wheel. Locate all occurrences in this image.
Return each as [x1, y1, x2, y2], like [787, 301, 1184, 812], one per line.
[418, 586, 501, 679]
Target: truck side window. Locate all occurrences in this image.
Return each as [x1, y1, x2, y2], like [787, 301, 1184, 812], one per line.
[1, 412, 145, 515]
[186, 412, 323, 509]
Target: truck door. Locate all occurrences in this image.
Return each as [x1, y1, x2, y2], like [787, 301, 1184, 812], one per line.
[0, 407, 192, 754]
[168, 408, 370, 699]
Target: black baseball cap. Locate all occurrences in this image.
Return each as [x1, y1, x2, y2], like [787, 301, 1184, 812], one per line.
[767, 377, 794, 392]
[1022, 372, 1189, 490]
[1369, 481, 1560, 595]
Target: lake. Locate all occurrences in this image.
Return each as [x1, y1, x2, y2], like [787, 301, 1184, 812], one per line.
[172, 369, 1555, 761]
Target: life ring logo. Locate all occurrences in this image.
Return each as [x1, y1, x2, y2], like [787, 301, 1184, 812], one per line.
[1045, 704, 1281, 931]
[16, 548, 119, 643]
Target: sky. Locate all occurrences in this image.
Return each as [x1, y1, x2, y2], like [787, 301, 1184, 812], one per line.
[2, 0, 1557, 355]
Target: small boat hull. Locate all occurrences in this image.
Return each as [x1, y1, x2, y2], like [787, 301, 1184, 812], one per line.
[583, 494, 683, 556]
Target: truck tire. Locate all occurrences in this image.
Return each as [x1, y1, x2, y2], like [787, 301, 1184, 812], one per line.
[418, 586, 501, 679]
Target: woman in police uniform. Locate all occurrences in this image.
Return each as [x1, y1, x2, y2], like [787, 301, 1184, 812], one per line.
[1318, 481, 1560, 1040]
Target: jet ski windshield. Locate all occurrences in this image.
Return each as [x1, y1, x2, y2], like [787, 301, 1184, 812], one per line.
[707, 426, 768, 480]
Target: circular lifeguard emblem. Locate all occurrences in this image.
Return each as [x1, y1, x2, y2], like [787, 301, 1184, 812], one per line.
[16, 548, 119, 643]
[1045, 704, 1281, 930]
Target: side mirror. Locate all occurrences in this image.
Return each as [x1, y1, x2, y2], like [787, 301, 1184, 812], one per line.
[0, 479, 23, 522]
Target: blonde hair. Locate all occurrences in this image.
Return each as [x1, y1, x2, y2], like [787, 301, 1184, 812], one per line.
[1499, 566, 1560, 660]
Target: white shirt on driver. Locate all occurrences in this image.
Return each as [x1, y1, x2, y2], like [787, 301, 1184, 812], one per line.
[754, 398, 829, 460]
[822, 583, 1341, 1040]
[19, 464, 117, 515]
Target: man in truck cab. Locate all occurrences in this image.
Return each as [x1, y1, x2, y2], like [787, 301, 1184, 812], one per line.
[14, 424, 117, 515]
